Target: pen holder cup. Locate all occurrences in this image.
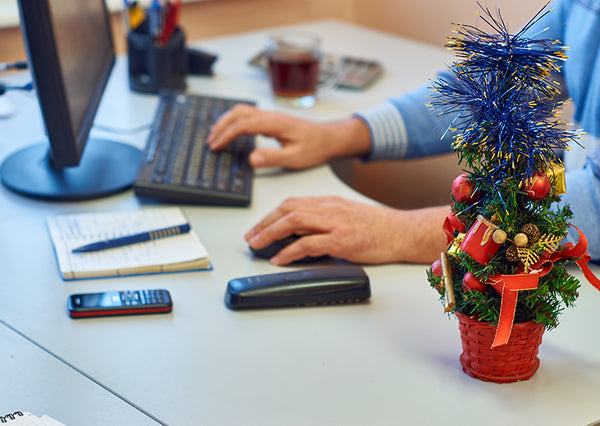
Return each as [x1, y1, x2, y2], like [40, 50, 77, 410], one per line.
[127, 28, 187, 94]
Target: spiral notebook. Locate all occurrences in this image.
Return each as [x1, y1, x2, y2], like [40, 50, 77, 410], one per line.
[0, 412, 64, 425]
[47, 207, 211, 280]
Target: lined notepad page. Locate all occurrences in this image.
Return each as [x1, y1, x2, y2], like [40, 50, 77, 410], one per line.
[47, 207, 210, 279]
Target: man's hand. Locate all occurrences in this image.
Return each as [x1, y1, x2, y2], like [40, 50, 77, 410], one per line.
[207, 104, 371, 169]
[245, 196, 450, 265]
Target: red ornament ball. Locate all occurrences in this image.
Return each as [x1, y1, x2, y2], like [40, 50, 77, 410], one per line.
[462, 271, 487, 293]
[430, 259, 443, 278]
[429, 259, 443, 291]
[523, 172, 551, 200]
[451, 173, 481, 203]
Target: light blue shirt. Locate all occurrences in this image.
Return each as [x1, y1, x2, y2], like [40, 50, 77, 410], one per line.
[356, 0, 600, 259]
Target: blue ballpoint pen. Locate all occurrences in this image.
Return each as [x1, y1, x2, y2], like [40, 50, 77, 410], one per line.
[72, 223, 191, 253]
[149, 0, 164, 42]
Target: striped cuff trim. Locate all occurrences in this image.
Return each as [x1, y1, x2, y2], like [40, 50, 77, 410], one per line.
[355, 102, 408, 160]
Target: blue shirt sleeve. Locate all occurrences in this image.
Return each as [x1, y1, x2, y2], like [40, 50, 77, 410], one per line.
[560, 150, 600, 260]
[355, 71, 457, 161]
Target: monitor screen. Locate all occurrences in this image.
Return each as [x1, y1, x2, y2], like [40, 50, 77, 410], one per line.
[51, 0, 113, 164]
[0, 0, 141, 201]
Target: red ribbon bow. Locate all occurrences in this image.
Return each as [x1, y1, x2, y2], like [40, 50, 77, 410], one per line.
[489, 226, 600, 347]
[443, 214, 600, 347]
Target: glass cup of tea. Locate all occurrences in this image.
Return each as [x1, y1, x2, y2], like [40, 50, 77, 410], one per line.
[266, 32, 338, 108]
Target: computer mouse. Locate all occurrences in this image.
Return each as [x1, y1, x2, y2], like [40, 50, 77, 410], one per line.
[249, 235, 328, 263]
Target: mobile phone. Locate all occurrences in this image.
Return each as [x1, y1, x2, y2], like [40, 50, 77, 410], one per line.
[67, 289, 172, 318]
[225, 265, 371, 309]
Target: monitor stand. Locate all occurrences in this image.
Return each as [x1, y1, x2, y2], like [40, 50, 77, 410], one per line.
[0, 139, 142, 201]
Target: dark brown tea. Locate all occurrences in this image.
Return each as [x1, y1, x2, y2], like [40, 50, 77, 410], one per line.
[268, 52, 320, 98]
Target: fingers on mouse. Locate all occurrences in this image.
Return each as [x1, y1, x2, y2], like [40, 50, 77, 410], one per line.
[249, 235, 327, 263]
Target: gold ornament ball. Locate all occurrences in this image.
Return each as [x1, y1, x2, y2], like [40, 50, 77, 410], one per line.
[513, 233, 529, 247]
[492, 229, 507, 244]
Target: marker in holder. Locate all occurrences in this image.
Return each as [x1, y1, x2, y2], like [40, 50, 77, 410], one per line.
[127, 27, 187, 94]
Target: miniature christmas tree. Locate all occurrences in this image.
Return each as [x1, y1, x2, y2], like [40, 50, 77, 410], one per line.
[426, 3, 600, 352]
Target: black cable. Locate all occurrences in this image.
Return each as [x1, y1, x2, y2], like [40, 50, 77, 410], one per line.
[0, 82, 33, 95]
[0, 60, 31, 95]
[0, 60, 28, 72]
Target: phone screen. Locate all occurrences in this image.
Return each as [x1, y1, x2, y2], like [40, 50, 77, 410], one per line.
[71, 291, 123, 309]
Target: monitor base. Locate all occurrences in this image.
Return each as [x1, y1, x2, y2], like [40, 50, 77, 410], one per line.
[1, 139, 142, 201]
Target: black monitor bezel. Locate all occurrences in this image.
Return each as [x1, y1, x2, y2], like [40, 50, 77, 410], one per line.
[18, 0, 116, 168]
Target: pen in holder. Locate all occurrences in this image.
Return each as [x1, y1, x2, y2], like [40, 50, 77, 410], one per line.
[127, 27, 187, 94]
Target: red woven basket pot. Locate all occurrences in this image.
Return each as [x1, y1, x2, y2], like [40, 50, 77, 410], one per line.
[456, 312, 545, 383]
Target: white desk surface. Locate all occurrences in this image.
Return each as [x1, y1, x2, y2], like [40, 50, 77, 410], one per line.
[0, 322, 162, 425]
[1, 19, 599, 426]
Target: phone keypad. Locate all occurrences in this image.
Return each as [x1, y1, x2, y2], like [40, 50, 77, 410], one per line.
[121, 290, 165, 306]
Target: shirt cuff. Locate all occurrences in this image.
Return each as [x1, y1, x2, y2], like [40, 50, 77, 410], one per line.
[354, 101, 408, 161]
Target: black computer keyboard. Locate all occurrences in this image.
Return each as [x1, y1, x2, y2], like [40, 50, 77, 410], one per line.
[134, 91, 255, 206]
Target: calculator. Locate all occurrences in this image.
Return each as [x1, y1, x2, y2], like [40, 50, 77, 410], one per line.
[336, 56, 384, 89]
[249, 51, 383, 90]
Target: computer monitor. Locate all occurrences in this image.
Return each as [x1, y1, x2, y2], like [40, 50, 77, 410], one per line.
[0, 0, 141, 201]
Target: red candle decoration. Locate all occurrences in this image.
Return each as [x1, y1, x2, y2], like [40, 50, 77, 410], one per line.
[460, 215, 503, 265]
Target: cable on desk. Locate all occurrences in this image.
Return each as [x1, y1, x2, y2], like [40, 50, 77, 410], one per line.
[0, 81, 33, 96]
[0, 60, 28, 72]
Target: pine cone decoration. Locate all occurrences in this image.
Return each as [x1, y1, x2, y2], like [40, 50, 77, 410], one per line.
[522, 223, 541, 243]
[506, 244, 520, 262]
